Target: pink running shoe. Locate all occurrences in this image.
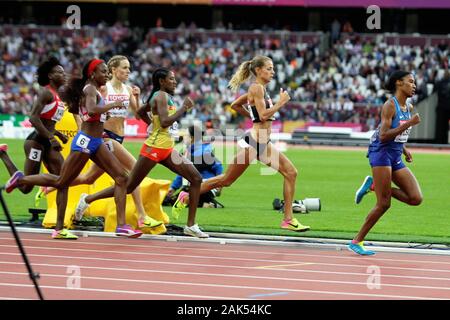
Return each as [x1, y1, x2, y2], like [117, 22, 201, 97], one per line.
[5, 171, 24, 193]
[115, 224, 143, 238]
[0, 144, 8, 152]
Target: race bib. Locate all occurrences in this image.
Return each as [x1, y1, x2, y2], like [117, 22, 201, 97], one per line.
[394, 120, 411, 143]
[105, 140, 114, 152]
[169, 121, 179, 138]
[99, 113, 107, 123]
[76, 134, 91, 149]
[51, 103, 65, 122]
[108, 101, 129, 118]
[28, 148, 42, 162]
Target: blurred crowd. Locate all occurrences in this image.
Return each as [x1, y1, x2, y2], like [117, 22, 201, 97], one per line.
[1, 22, 448, 132]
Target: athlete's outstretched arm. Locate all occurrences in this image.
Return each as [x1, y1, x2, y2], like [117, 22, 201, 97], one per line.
[230, 93, 250, 118]
[378, 100, 420, 142]
[249, 84, 289, 122]
[84, 85, 124, 115]
[29, 88, 55, 140]
[128, 85, 141, 120]
[156, 92, 191, 128]
[136, 101, 152, 125]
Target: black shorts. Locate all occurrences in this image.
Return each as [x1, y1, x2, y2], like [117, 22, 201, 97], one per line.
[103, 129, 125, 144]
[25, 131, 51, 152]
[237, 132, 269, 159]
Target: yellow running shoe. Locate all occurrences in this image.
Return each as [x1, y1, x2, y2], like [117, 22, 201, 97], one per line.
[34, 186, 47, 207]
[51, 229, 78, 240]
[138, 215, 163, 228]
[171, 191, 188, 220]
[281, 217, 310, 232]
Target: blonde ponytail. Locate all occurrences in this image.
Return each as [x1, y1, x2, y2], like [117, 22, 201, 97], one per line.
[228, 55, 272, 92]
[228, 60, 252, 92]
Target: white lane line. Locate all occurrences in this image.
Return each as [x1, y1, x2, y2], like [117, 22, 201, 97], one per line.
[0, 278, 443, 300]
[1, 236, 449, 266]
[2, 269, 450, 294]
[0, 283, 246, 300]
[1, 247, 450, 274]
[2, 260, 450, 283]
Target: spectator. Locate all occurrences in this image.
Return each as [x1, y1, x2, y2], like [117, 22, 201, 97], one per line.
[164, 125, 224, 208]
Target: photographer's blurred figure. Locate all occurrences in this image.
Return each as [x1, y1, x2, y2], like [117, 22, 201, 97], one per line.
[164, 125, 224, 208]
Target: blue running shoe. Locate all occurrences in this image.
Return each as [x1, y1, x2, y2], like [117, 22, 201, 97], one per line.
[355, 176, 373, 204]
[348, 242, 375, 256]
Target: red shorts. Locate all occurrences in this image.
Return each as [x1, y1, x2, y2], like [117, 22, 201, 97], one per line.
[140, 144, 173, 163]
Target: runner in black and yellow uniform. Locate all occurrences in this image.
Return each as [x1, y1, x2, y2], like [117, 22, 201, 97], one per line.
[76, 67, 208, 238]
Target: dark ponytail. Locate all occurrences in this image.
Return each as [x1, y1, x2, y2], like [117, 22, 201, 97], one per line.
[62, 59, 96, 114]
[146, 67, 170, 105]
[385, 70, 411, 93]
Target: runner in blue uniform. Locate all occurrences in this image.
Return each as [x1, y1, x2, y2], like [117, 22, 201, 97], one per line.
[350, 71, 422, 255]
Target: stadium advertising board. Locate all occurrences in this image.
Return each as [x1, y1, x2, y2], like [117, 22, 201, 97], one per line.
[213, 0, 450, 7]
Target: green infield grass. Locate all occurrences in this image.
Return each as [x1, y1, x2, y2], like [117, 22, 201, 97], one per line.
[1, 137, 449, 245]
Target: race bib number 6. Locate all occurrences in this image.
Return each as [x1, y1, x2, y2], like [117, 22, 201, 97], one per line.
[76, 134, 91, 149]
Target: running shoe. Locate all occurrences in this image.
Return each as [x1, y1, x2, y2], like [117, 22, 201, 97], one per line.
[5, 171, 24, 193]
[51, 229, 78, 240]
[75, 193, 89, 221]
[281, 217, 310, 232]
[0, 144, 8, 152]
[183, 224, 209, 238]
[115, 224, 143, 238]
[171, 191, 189, 220]
[34, 186, 48, 207]
[355, 176, 373, 204]
[138, 215, 163, 228]
[348, 241, 375, 256]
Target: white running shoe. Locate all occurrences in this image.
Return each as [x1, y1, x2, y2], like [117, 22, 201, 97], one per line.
[183, 224, 209, 238]
[75, 193, 89, 221]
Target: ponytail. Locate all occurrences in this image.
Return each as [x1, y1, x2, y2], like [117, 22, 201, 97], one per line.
[62, 59, 96, 114]
[146, 67, 170, 104]
[228, 55, 272, 92]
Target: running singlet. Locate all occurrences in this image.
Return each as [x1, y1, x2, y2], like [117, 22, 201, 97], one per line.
[104, 82, 130, 118]
[369, 96, 412, 152]
[79, 84, 107, 123]
[248, 89, 275, 123]
[39, 85, 65, 122]
[144, 91, 179, 149]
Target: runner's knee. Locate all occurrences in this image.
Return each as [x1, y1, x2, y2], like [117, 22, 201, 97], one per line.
[408, 194, 423, 206]
[114, 173, 128, 187]
[189, 172, 202, 187]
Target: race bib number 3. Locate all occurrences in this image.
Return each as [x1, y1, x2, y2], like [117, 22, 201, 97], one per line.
[28, 148, 42, 162]
[76, 134, 91, 149]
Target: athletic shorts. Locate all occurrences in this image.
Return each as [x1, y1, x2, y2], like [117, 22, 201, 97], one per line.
[367, 147, 406, 171]
[71, 131, 104, 155]
[26, 131, 51, 152]
[237, 131, 269, 159]
[103, 129, 124, 144]
[140, 144, 173, 163]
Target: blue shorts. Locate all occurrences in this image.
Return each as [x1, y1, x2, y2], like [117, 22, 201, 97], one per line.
[367, 148, 405, 171]
[71, 131, 104, 155]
